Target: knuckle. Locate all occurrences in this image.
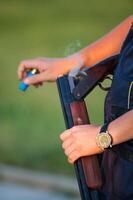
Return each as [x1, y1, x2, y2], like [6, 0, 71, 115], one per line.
[69, 154, 73, 160]
[74, 152, 78, 159]
[72, 126, 78, 131]
[68, 156, 75, 163]
[73, 152, 79, 161]
[60, 135, 64, 141]
[59, 133, 63, 140]
[69, 153, 77, 161]
[68, 158, 73, 164]
[64, 149, 68, 156]
[19, 61, 23, 66]
[20, 60, 26, 66]
[18, 65, 23, 71]
[62, 143, 65, 149]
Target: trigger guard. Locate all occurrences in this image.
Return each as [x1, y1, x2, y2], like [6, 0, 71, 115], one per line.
[98, 76, 112, 91]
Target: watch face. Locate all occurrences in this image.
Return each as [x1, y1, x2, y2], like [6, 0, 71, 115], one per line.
[97, 132, 112, 149]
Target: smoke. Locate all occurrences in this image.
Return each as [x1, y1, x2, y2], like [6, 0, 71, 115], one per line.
[64, 40, 82, 56]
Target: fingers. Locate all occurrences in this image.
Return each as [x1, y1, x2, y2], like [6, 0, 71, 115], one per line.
[18, 58, 59, 83]
[62, 140, 80, 164]
[68, 151, 80, 164]
[62, 138, 73, 150]
[60, 127, 81, 164]
[24, 73, 44, 85]
[18, 60, 34, 80]
[33, 82, 43, 88]
[18, 59, 44, 80]
[60, 129, 72, 141]
[64, 143, 75, 156]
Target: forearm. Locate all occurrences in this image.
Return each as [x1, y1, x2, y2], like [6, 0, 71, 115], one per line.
[79, 15, 133, 67]
[58, 16, 133, 72]
[108, 110, 133, 146]
[37, 16, 133, 77]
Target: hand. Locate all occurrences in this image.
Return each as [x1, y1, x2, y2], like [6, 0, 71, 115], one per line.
[60, 125, 102, 164]
[18, 55, 83, 86]
[18, 57, 65, 86]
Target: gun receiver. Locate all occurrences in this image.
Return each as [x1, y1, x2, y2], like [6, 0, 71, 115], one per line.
[73, 55, 119, 100]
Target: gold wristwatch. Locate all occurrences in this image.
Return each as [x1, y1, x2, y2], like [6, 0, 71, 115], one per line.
[96, 123, 113, 150]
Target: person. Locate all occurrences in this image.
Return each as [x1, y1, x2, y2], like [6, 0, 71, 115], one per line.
[18, 15, 133, 199]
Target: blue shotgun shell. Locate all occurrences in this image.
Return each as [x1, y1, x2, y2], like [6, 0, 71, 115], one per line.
[19, 69, 37, 91]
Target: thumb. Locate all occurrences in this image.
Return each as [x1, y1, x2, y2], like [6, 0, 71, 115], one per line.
[24, 73, 44, 85]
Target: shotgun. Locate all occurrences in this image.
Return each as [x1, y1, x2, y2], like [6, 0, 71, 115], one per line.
[56, 55, 119, 200]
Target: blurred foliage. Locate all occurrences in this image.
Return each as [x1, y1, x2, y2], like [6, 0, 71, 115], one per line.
[0, 0, 132, 175]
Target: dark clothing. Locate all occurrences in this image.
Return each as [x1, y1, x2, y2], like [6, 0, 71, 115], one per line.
[100, 24, 133, 199]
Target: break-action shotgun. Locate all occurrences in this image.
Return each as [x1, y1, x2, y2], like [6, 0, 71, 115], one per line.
[56, 55, 119, 200]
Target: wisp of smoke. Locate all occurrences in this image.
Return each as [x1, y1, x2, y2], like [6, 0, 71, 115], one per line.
[64, 40, 82, 57]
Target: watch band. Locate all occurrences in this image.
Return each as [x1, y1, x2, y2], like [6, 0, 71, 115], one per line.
[100, 122, 110, 133]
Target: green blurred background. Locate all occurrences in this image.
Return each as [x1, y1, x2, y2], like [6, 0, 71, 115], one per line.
[0, 0, 132, 175]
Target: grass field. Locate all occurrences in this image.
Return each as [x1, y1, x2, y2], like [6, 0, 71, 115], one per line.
[0, 0, 132, 175]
